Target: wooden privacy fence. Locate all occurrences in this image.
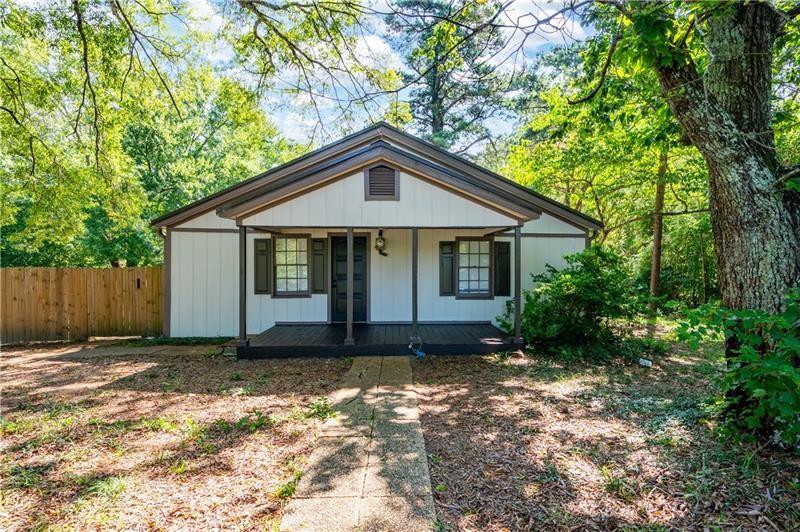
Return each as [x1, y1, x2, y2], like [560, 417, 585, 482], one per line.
[1, 267, 162, 344]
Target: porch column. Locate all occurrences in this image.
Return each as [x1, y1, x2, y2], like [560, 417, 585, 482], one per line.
[411, 227, 419, 339]
[238, 225, 248, 346]
[513, 225, 523, 345]
[345, 227, 355, 345]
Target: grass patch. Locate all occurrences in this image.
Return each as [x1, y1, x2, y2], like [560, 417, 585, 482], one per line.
[306, 397, 335, 421]
[115, 336, 233, 347]
[599, 466, 638, 502]
[139, 416, 180, 433]
[235, 410, 277, 432]
[0, 416, 34, 435]
[81, 476, 128, 501]
[273, 463, 302, 500]
[169, 460, 188, 475]
[3, 464, 51, 489]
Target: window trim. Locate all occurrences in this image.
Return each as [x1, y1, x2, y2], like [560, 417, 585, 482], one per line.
[454, 236, 494, 300]
[272, 234, 312, 299]
[364, 163, 400, 201]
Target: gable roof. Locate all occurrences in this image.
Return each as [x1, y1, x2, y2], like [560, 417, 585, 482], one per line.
[151, 122, 602, 231]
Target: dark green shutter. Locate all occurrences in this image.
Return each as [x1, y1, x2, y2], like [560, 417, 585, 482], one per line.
[311, 238, 327, 293]
[254, 239, 272, 294]
[494, 241, 511, 296]
[439, 241, 455, 296]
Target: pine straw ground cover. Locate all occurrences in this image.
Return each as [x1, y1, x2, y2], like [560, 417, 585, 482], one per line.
[414, 337, 800, 531]
[0, 342, 349, 530]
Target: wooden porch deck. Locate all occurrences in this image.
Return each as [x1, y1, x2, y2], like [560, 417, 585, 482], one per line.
[237, 323, 515, 358]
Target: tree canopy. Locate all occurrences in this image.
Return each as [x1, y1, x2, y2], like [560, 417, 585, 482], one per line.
[2, 0, 798, 314]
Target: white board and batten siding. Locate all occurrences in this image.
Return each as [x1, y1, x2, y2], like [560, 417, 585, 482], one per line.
[240, 172, 519, 228]
[168, 219, 586, 337]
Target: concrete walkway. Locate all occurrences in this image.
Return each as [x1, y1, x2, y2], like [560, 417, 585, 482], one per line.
[281, 356, 435, 531]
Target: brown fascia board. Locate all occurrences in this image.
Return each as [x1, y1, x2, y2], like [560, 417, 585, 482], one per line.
[150, 124, 387, 227]
[218, 141, 541, 221]
[375, 124, 603, 230]
[152, 121, 602, 231]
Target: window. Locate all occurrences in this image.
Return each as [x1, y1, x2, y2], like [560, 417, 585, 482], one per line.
[457, 239, 492, 298]
[364, 164, 399, 200]
[274, 236, 310, 296]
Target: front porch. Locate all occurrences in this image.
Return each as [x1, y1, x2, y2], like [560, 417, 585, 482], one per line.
[234, 226, 525, 352]
[236, 323, 515, 358]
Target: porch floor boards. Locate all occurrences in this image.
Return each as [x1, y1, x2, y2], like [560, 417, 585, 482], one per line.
[237, 323, 514, 358]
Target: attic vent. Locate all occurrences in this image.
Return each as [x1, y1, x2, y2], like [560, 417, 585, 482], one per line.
[365, 165, 398, 200]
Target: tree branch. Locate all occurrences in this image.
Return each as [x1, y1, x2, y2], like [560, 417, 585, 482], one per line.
[568, 33, 620, 105]
[73, 0, 102, 171]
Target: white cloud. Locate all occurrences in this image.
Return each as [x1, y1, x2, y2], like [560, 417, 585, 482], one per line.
[355, 34, 404, 71]
[188, 0, 226, 34]
[280, 111, 320, 143]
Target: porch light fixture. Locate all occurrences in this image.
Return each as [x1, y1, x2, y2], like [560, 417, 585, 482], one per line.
[376, 229, 388, 256]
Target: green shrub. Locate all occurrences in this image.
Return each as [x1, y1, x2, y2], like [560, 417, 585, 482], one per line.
[306, 397, 335, 421]
[501, 246, 638, 358]
[677, 291, 800, 447]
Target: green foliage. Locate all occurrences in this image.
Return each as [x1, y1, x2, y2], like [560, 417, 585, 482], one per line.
[0, 2, 297, 267]
[385, 1, 523, 151]
[235, 411, 276, 432]
[3, 464, 49, 489]
[81, 476, 128, 500]
[500, 41, 712, 308]
[677, 292, 800, 447]
[635, 213, 717, 309]
[272, 465, 302, 500]
[501, 246, 638, 358]
[306, 397, 335, 421]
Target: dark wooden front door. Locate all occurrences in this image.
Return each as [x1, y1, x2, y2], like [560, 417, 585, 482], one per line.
[331, 236, 367, 322]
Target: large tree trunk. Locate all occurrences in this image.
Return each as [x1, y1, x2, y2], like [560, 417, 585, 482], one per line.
[648, 147, 668, 312]
[653, 3, 800, 314]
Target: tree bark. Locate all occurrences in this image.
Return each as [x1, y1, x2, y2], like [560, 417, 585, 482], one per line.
[652, 3, 800, 314]
[648, 147, 668, 312]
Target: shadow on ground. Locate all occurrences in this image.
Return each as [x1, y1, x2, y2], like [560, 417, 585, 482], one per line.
[412, 350, 800, 530]
[0, 342, 351, 530]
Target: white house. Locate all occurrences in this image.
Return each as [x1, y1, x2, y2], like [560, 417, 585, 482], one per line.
[151, 123, 601, 357]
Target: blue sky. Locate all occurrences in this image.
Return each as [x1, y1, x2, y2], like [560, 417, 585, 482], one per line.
[187, 0, 589, 146]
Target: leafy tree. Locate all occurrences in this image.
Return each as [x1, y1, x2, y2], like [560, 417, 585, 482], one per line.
[384, 0, 523, 151]
[582, 1, 800, 315]
[501, 43, 710, 307]
[0, 2, 295, 266]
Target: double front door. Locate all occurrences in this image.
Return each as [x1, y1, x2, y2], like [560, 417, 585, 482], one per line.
[330, 236, 367, 322]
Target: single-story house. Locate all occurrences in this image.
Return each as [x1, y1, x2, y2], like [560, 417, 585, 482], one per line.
[151, 123, 601, 358]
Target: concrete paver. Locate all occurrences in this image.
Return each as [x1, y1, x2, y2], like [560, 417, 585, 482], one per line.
[280, 356, 435, 531]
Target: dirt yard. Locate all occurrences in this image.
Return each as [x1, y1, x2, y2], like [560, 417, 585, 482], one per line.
[3, 339, 798, 531]
[0, 342, 349, 530]
[414, 343, 800, 531]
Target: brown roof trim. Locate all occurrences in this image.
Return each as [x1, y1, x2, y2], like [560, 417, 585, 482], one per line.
[220, 142, 539, 221]
[151, 122, 602, 231]
[375, 124, 602, 230]
[150, 124, 388, 227]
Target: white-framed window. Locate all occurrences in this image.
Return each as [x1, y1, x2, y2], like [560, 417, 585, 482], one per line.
[274, 236, 310, 296]
[456, 239, 491, 298]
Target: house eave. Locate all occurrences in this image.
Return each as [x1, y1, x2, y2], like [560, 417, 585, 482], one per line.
[217, 141, 540, 223]
[150, 122, 603, 232]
